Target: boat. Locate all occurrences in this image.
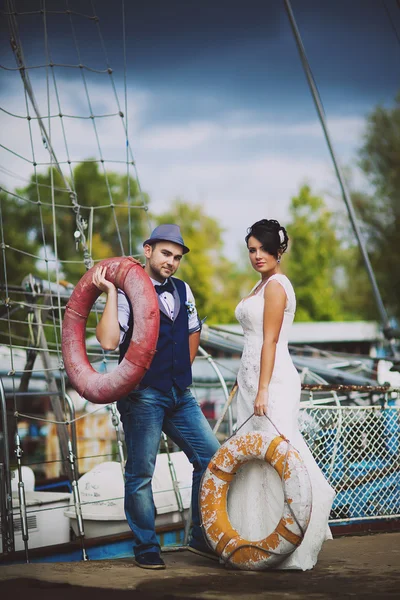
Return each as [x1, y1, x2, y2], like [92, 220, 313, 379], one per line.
[1, 0, 399, 566]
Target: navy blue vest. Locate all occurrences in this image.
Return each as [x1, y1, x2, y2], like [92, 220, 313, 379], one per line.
[119, 278, 192, 393]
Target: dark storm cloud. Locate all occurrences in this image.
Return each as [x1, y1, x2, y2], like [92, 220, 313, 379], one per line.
[2, 0, 399, 113]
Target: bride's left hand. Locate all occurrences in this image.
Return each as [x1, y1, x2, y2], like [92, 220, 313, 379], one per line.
[254, 389, 268, 417]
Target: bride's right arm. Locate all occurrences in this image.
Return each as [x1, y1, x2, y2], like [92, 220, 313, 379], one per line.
[253, 281, 286, 416]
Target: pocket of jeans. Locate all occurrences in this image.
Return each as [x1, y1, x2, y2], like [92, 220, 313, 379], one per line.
[128, 387, 155, 404]
[136, 385, 151, 393]
[181, 388, 201, 406]
[129, 385, 150, 396]
[116, 398, 130, 423]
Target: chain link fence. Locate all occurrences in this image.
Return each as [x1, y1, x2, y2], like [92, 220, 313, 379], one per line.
[300, 403, 400, 523]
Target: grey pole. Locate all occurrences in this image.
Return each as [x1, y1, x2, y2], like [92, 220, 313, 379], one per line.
[0, 377, 14, 555]
[283, 0, 397, 356]
[64, 393, 88, 561]
[14, 432, 29, 562]
[109, 403, 125, 474]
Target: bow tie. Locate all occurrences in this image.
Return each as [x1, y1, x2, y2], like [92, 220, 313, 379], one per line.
[155, 280, 174, 295]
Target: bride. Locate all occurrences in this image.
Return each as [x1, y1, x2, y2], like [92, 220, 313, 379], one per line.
[227, 218, 335, 570]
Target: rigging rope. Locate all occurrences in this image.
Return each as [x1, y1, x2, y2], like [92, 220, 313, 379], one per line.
[383, 0, 400, 47]
[0, 1, 150, 485]
[5, 0, 93, 271]
[284, 0, 397, 358]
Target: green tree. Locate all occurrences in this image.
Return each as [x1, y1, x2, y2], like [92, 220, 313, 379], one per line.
[348, 95, 400, 322]
[0, 189, 39, 288]
[17, 161, 149, 282]
[333, 190, 380, 322]
[154, 200, 256, 324]
[0, 188, 42, 347]
[285, 185, 344, 321]
[0, 162, 150, 348]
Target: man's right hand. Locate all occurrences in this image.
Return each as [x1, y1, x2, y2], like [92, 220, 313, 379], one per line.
[92, 266, 116, 295]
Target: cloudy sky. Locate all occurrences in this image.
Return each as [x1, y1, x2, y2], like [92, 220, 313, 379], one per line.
[0, 0, 399, 257]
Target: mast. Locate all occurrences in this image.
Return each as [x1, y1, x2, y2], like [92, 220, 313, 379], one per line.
[283, 0, 398, 357]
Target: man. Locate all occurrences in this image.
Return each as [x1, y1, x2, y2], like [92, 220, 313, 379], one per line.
[93, 224, 220, 570]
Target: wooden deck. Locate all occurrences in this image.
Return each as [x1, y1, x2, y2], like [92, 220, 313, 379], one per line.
[0, 532, 399, 599]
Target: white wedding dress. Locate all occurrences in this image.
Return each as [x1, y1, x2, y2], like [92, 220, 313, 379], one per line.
[227, 274, 335, 570]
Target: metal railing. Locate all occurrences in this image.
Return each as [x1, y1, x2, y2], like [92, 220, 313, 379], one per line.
[300, 402, 400, 523]
[2, 376, 399, 561]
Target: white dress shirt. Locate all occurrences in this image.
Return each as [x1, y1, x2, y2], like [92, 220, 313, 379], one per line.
[118, 277, 201, 344]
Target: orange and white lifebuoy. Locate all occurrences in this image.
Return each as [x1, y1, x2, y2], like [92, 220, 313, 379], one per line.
[200, 431, 312, 570]
[62, 256, 159, 404]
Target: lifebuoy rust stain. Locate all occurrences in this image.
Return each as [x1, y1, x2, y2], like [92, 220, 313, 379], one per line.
[200, 431, 312, 571]
[62, 257, 159, 404]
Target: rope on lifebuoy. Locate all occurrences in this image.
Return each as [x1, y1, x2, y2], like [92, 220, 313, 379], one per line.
[62, 256, 159, 404]
[200, 418, 312, 571]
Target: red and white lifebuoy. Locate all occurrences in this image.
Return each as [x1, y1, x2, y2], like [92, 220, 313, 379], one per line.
[200, 431, 312, 570]
[62, 257, 159, 404]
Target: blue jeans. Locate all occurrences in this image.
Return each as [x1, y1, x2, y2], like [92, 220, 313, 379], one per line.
[117, 385, 220, 558]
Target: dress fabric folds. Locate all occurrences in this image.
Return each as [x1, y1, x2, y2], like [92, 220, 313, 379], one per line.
[227, 274, 335, 570]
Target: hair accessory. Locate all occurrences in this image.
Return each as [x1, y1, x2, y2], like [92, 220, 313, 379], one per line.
[278, 229, 285, 244]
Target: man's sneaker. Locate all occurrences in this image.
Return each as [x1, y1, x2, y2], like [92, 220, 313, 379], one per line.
[187, 540, 219, 562]
[134, 552, 166, 570]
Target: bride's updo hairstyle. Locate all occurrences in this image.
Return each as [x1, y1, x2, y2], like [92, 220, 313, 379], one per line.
[245, 219, 289, 258]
